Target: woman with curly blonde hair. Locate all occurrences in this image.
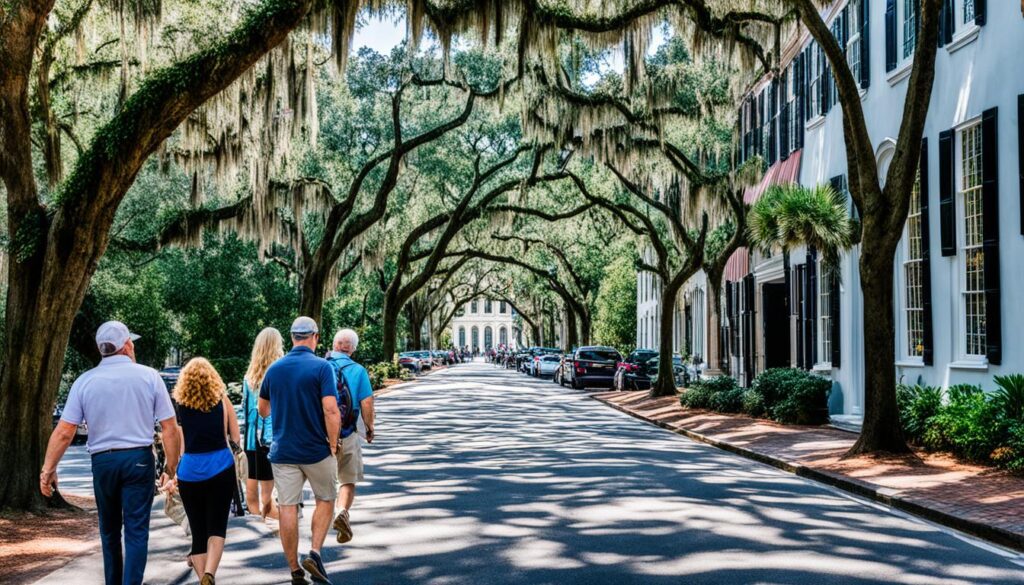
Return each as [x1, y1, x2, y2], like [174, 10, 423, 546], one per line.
[242, 327, 284, 520]
[171, 357, 239, 585]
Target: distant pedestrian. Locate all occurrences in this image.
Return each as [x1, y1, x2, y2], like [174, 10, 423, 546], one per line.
[259, 317, 341, 585]
[169, 358, 240, 585]
[326, 329, 375, 544]
[243, 327, 283, 521]
[41, 321, 181, 585]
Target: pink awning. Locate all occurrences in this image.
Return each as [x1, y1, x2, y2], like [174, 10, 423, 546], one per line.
[744, 150, 803, 204]
[725, 247, 749, 282]
[726, 151, 803, 282]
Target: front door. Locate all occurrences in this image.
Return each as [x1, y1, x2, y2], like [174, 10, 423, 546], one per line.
[762, 282, 791, 370]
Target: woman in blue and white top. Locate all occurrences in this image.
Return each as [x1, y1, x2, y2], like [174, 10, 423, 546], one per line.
[242, 327, 283, 520]
[171, 358, 239, 585]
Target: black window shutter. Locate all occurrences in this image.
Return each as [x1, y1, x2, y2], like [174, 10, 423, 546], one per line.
[743, 274, 756, 382]
[781, 70, 790, 161]
[1018, 94, 1023, 236]
[885, 0, 897, 72]
[975, 0, 986, 27]
[939, 0, 954, 47]
[794, 265, 804, 369]
[807, 248, 818, 367]
[981, 107, 1001, 365]
[784, 252, 792, 316]
[769, 81, 778, 164]
[796, 53, 806, 147]
[939, 129, 957, 256]
[919, 139, 935, 366]
[819, 45, 829, 116]
[803, 47, 812, 123]
[861, 0, 871, 88]
[830, 270, 841, 368]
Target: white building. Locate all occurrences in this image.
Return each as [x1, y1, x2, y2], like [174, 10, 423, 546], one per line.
[648, 1, 1024, 421]
[449, 297, 517, 352]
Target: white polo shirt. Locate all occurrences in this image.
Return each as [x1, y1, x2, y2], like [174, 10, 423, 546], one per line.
[60, 355, 176, 454]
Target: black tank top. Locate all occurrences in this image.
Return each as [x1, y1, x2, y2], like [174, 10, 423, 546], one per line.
[178, 400, 227, 454]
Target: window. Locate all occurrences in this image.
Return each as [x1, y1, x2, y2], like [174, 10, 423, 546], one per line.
[962, 0, 975, 24]
[808, 44, 823, 119]
[958, 123, 985, 358]
[903, 171, 925, 358]
[818, 261, 833, 366]
[485, 299, 493, 314]
[499, 301, 507, 314]
[471, 300, 478, 314]
[846, 0, 863, 86]
[458, 327, 466, 347]
[902, 0, 917, 60]
[762, 88, 772, 156]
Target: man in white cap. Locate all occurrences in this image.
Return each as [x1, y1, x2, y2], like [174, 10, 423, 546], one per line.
[259, 316, 341, 585]
[40, 320, 180, 585]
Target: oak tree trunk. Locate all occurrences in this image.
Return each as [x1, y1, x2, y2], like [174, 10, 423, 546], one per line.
[849, 235, 911, 454]
[651, 279, 684, 397]
[563, 305, 578, 351]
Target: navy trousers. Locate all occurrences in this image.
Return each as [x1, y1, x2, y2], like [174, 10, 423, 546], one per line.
[91, 447, 155, 585]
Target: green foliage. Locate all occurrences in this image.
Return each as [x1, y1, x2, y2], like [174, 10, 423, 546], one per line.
[993, 374, 1024, 421]
[741, 389, 766, 418]
[680, 375, 738, 410]
[921, 385, 1001, 460]
[768, 374, 832, 425]
[991, 422, 1024, 473]
[367, 360, 409, 390]
[747, 183, 855, 275]
[750, 368, 808, 409]
[593, 254, 637, 350]
[896, 384, 943, 443]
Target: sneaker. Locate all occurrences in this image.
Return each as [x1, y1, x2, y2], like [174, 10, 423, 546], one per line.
[301, 550, 331, 584]
[333, 509, 353, 544]
[200, 574, 215, 585]
[291, 569, 309, 584]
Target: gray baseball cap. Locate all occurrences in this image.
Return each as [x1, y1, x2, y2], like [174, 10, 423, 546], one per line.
[96, 321, 141, 356]
[290, 316, 319, 338]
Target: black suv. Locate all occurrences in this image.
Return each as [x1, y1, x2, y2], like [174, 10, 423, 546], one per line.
[560, 346, 623, 390]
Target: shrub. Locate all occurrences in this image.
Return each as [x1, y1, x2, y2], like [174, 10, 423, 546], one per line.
[923, 385, 1003, 460]
[897, 384, 943, 444]
[751, 368, 811, 411]
[680, 384, 715, 409]
[991, 421, 1024, 473]
[770, 373, 832, 425]
[993, 374, 1024, 421]
[749, 368, 831, 425]
[711, 387, 746, 413]
[742, 389, 767, 418]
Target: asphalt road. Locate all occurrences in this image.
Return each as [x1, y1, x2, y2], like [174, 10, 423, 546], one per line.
[42, 361, 1024, 584]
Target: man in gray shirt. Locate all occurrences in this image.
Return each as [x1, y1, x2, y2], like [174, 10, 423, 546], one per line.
[41, 321, 180, 585]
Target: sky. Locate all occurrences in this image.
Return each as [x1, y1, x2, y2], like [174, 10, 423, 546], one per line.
[351, 14, 670, 85]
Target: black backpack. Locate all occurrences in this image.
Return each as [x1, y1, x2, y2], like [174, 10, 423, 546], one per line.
[330, 360, 359, 433]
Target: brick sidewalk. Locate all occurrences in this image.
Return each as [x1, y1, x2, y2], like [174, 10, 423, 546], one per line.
[593, 390, 1024, 551]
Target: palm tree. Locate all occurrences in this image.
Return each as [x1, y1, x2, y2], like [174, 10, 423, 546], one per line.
[746, 183, 855, 276]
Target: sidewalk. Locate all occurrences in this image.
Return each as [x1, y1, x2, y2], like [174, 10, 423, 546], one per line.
[593, 390, 1024, 552]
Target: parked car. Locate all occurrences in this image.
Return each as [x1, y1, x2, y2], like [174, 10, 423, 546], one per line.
[398, 352, 423, 373]
[561, 346, 623, 390]
[52, 406, 88, 445]
[159, 366, 182, 390]
[527, 347, 561, 376]
[613, 349, 659, 391]
[645, 354, 689, 388]
[412, 351, 433, 370]
[536, 355, 561, 377]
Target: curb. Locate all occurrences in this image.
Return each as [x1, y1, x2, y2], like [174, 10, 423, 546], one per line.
[593, 395, 1024, 553]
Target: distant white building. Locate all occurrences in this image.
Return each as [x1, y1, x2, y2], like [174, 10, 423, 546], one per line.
[449, 298, 517, 352]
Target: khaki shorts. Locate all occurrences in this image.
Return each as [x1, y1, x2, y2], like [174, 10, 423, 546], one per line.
[272, 455, 338, 505]
[336, 433, 364, 485]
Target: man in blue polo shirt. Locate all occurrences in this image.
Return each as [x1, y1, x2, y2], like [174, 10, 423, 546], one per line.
[327, 328, 375, 545]
[258, 316, 340, 585]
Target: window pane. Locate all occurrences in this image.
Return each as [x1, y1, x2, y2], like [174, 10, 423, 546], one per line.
[963, 0, 975, 24]
[960, 124, 985, 357]
[905, 172, 924, 357]
[903, 0, 917, 59]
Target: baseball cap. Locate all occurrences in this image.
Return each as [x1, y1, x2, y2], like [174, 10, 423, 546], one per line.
[290, 316, 319, 338]
[96, 321, 141, 356]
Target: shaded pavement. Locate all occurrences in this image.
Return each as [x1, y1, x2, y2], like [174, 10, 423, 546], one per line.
[42, 362, 1024, 584]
